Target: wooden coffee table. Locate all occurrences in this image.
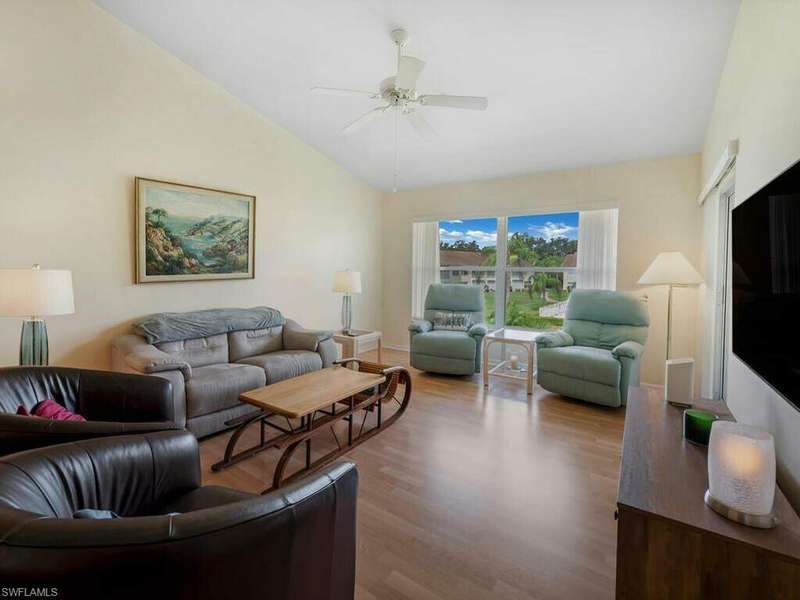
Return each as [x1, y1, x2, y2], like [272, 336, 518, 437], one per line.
[212, 361, 411, 492]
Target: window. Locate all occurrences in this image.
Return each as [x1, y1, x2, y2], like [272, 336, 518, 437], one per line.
[437, 213, 579, 331]
[438, 218, 497, 325]
[504, 213, 578, 330]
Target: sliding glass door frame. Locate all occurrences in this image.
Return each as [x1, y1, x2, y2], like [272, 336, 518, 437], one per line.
[713, 184, 734, 400]
[494, 216, 509, 330]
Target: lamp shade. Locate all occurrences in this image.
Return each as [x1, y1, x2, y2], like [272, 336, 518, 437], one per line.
[0, 268, 75, 317]
[332, 270, 362, 294]
[707, 421, 776, 517]
[637, 252, 703, 286]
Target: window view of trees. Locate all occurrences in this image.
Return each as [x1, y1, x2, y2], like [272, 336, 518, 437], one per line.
[438, 214, 579, 331]
[506, 233, 577, 267]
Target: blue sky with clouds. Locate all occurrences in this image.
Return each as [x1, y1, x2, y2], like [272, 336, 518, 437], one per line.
[439, 212, 579, 248]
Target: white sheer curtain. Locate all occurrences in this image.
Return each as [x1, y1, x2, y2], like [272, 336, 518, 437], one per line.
[411, 222, 440, 319]
[576, 208, 618, 290]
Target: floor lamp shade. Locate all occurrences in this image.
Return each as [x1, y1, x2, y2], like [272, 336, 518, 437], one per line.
[637, 252, 703, 286]
[637, 252, 702, 367]
[333, 270, 361, 334]
[0, 267, 75, 366]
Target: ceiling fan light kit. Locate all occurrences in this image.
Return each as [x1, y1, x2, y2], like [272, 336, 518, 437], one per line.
[311, 28, 488, 192]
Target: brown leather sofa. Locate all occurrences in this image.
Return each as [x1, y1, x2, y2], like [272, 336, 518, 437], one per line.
[0, 430, 358, 600]
[0, 366, 178, 456]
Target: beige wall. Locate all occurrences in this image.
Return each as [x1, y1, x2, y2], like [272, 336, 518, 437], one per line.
[0, 0, 382, 369]
[700, 0, 800, 507]
[382, 155, 702, 385]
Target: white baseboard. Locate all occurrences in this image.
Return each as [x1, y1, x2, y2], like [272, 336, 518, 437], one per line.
[383, 344, 409, 352]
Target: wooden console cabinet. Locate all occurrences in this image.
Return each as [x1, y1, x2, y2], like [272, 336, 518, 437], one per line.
[616, 387, 800, 599]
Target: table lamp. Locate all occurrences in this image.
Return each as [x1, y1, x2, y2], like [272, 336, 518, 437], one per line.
[0, 265, 75, 366]
[333, 270, 361, 335]
[637, 252, 703, 360]
[705, 421, 777, 529]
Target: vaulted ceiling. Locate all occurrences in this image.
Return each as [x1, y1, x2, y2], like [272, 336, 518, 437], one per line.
[95, 0, 740, 191]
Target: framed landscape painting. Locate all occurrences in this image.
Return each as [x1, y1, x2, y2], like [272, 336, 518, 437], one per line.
[135, 178, 255, 283]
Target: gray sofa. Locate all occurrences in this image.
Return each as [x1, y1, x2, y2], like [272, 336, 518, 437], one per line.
[111, 307, 335, 438]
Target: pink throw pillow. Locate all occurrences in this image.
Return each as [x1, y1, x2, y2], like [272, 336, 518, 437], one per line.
[31, 399, 86, 422]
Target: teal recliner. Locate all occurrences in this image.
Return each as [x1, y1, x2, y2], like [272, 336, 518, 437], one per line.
[409, 284, 488, 375]
[535, 289, 649, 407]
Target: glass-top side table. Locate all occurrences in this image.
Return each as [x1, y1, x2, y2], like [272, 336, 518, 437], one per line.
[482, 328, 542, 395]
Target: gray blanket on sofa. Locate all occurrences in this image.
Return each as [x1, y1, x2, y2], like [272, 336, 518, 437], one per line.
[133, 307, 285, 344]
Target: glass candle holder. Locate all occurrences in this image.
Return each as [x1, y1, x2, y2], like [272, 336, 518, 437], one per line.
[705, 421, 777, 528]
[683, 409, 717, 446]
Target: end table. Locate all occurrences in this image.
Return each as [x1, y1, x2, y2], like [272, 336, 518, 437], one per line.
[333, 329, 382, 362]
[482, 328, 541, 395]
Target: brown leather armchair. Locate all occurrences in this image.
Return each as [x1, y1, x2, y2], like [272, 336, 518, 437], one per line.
[0, 366, 181, 456]
[0, 430, 358, 600]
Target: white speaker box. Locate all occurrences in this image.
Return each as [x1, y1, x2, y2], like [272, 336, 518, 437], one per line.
[665, 358, 695, 406]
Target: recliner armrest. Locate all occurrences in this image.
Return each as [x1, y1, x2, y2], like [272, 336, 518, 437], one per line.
[536, 331, 574, 348]
[283, 319, 333, 352]
[112, 334, 192, 380]
[408, 320, 432, 334]
[467, 323, 488, 338]
[612, 340, 645, 360]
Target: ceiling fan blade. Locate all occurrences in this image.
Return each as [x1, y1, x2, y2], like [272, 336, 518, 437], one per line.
[395, 56, 426, 89]
[419, 95, 488, 110]
[311, 86, 377, 98]
[407, 110, 436, 141]
[342, 106, 388, 134]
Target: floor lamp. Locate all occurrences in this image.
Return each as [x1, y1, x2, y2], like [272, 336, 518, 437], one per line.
[637, 252, 703, 361]
[0, 265, 75, 366]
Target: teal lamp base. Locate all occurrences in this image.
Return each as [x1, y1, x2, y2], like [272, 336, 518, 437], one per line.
[20, 319, 48, 366]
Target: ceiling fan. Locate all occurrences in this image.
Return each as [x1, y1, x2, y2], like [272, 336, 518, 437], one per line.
[311, 28, 488, 191]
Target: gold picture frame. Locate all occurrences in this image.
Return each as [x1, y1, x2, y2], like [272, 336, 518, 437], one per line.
[135, 177, 255, 283]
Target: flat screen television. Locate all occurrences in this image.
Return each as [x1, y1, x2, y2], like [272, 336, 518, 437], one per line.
[732, 159, 800, 409]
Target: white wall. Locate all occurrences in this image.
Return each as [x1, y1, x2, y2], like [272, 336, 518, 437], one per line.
[382, 155, 702, 385]
[0, 0, 382, 369]
[701, 0, 800, 508]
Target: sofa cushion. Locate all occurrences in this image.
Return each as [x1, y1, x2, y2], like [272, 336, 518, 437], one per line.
[410, 330, 476, 361]
[537, 346, 621, 387]
[156, 334, 229, 368]
[185, 363, 265, 418]
[228, 327, 283, 362]
[237, 351, 322, 385]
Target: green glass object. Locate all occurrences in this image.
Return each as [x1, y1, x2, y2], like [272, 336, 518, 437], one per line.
[20, 319, 48, 366]
[683, 409, 717, 446]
